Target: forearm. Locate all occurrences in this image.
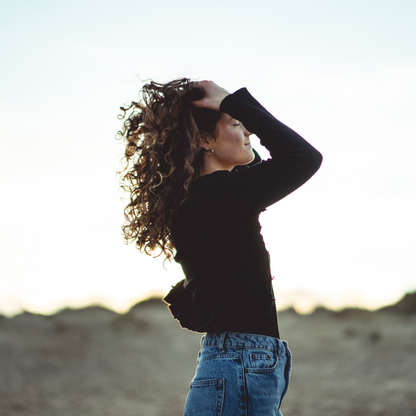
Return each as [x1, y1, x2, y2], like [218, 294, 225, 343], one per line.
[220, 88, 322, 173]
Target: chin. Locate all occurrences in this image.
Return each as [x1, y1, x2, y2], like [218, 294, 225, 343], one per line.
[246, 149, 255, 164]
[236, 153, 255, 167]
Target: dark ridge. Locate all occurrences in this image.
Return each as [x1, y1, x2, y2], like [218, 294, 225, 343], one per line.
[129, 296, 164, 311]
[52, 305, 118, 316]
[333, 307, 372, 318]
[377, 291, 416, 314]
[309, 306, 336, 316]
[278, 307, 299, 315]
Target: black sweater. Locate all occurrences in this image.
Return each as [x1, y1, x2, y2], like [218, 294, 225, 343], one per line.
[164, 88, 322, 338]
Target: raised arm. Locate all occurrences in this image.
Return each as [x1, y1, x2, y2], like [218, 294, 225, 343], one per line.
[217, 87, 323, 212]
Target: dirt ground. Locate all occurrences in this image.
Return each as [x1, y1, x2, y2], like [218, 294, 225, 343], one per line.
[0, 298, 415, 416]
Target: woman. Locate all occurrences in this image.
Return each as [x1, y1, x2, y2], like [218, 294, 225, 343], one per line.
[117, 79, 322, 415]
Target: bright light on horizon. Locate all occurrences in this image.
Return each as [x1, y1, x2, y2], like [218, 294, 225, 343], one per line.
[0, 285, 409, 318]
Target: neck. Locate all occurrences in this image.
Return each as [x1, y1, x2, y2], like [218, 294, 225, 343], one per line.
[199, 157, 234, 177]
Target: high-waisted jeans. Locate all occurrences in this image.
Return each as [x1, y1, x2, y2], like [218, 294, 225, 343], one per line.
[184, 332, 292, 416]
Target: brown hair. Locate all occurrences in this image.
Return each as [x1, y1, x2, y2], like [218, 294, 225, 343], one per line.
[116, 78, 221, 260]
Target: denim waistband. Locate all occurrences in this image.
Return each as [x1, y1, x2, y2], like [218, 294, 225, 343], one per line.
[202, 332, 287, 354]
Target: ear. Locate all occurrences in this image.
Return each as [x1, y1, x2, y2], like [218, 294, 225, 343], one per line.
[198, 132, 214, 147]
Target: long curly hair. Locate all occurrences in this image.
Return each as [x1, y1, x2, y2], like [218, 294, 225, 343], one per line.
[116, 78, 221, 261]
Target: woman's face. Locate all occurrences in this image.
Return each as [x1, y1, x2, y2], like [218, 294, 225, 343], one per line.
[209, 113, 254, 170]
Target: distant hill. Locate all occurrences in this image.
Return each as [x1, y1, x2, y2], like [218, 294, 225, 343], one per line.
[378, 291, 416, 314]
[129, 296, 164, 310]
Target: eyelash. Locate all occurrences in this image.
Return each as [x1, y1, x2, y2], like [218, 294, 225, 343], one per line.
[233, 123, 240, 126]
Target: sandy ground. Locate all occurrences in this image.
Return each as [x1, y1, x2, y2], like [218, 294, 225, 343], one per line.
[0, 297, 415, 416]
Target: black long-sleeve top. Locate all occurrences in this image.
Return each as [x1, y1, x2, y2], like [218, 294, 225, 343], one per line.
[164, 88, 322, 338]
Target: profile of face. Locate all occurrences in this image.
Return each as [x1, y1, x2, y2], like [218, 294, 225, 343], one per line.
[206, 113, 254, 171]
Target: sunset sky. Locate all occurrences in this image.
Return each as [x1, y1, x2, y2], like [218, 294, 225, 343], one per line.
[1, 0, 415, 315]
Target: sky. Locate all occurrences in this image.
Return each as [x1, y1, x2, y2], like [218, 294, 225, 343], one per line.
[0, 0, 415, 316]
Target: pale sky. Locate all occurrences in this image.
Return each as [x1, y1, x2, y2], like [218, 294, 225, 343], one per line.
[1, 0, 415, 315]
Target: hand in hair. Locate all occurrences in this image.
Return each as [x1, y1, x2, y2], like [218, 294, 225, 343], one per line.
[192, 81, 230, 111]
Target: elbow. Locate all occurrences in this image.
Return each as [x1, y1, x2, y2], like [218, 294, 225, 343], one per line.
[315, 150, 323, 170]
[306, 149, 323, 175]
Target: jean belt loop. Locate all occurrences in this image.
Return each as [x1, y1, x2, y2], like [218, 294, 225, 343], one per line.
[218, 332, 228, 353]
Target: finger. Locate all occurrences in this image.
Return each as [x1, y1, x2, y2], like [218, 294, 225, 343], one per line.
[191, 98, 209, 108]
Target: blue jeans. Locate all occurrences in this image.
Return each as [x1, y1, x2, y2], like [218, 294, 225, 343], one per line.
[184, 332, 292, 416]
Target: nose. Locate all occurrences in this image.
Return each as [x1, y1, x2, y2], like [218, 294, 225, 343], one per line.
[244, 127, 252, 136]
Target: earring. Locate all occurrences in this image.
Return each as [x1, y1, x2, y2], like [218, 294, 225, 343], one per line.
[205, 146, 214, 156]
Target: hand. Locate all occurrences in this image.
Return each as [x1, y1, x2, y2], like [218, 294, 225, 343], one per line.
[192, 80, 230, 111]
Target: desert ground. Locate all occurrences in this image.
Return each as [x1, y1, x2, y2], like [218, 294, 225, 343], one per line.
[0, 294, 415, 416]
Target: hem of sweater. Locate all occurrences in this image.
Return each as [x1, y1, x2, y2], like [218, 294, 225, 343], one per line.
[203, 328, 280, 339]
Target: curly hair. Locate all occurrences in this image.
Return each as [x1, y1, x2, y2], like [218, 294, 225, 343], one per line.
[116, 78, 221, 261]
